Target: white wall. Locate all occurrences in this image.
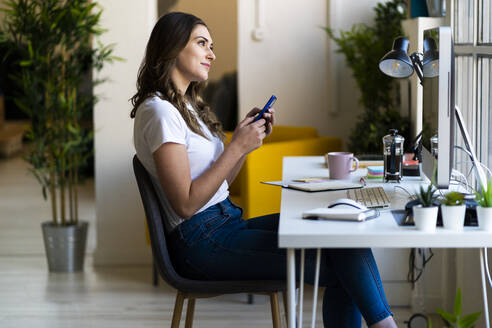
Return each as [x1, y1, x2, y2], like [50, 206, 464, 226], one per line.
[328, 0, 388, 145]
[238, 0, 383, 148]
[93, 0, 157, 265]
[237, 0, 329, 135]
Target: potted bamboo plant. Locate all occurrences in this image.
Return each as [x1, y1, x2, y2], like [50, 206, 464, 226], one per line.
[440, 192, 466, 231]
[0, 0, 117, 272]
[475, 179, 492, 232]
[413, 184, 439, 232]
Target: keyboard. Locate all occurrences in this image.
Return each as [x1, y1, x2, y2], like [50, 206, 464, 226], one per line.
[347, 187, 391, 209]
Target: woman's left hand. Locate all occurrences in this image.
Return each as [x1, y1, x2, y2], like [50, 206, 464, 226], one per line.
[262, 107, 275, 136]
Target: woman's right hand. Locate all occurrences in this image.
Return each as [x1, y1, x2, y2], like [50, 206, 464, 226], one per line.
[230, 108, 267, 155]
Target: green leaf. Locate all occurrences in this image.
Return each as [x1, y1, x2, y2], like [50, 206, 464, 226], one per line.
[443, 191, 465, 206]
[27, 40, 33, 58]
[458, 312, 481, 328]
[436, 308, 457, 323]
[454, 288, 462, 317]
[19, 60, 32, 67]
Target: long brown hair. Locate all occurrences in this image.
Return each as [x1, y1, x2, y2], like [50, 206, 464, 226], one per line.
[130, 12, 224, 141]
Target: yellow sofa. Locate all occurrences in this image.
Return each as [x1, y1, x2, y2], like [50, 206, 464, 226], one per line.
[225, 126, 342, 219]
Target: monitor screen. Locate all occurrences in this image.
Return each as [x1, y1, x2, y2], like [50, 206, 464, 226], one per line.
[421, 27, 455, 188]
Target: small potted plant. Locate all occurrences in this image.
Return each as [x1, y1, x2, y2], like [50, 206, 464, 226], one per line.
[475, 179, 492, 231]
[413, 184, 439, 232]
[441, 192, 466, 231]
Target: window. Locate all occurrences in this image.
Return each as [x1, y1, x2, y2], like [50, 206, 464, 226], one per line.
[451, 0, 492, 179]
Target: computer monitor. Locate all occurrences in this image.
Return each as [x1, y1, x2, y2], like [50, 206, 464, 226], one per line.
[421, 26, 455, 189]
[421, 27, 488, 191]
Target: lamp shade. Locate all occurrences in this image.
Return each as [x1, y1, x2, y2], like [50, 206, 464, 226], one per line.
[379, 37, 414, 78]
[423, 37, 439, 78]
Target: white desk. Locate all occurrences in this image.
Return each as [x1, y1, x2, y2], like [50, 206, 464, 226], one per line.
[278, 156, 492, 328]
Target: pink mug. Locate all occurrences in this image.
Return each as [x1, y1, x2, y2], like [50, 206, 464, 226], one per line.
[326, 152, 359, 179]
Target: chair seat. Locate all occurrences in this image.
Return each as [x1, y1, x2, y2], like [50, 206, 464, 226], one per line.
[168, 276, 286, 294]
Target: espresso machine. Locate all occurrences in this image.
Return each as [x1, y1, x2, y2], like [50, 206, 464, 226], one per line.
[383, 129, 405, 182]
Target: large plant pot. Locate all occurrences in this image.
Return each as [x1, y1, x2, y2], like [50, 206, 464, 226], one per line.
[41, 221, 88, 272]
[477, 206, 492, 232]
[413, 205, 438, 232]
[441, 204, 466, 231]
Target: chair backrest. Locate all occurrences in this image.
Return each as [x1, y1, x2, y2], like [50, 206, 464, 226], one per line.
[132, 155, 184, 289]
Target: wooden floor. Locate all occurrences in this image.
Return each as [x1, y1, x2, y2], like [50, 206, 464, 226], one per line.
[0, 153, 422, 327]
[0, 256, 420, 328]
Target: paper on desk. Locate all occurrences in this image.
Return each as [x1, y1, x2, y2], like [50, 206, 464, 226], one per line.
[261, 178, 329, 187]
[261, 180, 363, 192]
[261, 181, 290, 187]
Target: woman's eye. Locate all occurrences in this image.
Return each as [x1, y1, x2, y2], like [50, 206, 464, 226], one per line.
[198, 40, 205, 46]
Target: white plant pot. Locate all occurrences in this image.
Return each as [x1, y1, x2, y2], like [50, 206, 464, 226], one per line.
[441, 204, 466, 231]
[413, 205, 439, 232]
[476, 206, 492, 232]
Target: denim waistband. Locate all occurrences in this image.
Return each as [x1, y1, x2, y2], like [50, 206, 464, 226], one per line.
[172, 197, 242, 245]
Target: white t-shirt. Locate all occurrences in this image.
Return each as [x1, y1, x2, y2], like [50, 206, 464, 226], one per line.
[133, 95, 229, 232]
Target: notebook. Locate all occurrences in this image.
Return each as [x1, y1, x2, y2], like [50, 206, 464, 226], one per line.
[287, 181, 363, 192]
[302, 208, 379, 221]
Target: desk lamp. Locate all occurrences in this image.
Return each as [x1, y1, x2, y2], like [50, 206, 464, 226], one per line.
[379, 36, 439, 84]
[379, 36, 439, 168]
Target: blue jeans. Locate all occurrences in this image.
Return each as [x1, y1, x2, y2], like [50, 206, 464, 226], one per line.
[168, 198, 393, 327]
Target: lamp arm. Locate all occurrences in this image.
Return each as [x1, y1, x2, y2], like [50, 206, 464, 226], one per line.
[412, 130, 423, 162]
[410, 53, 424, 85]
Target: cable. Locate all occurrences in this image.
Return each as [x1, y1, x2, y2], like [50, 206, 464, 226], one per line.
[485, 248, 492, 289]
[479, 161, 492, 178]
[407, 248, 434, 288]
[450, 169, 474, 193]
[393, 185, 415, 198]
[455, 160, 492, 179]
[449, 177, 475, 193]
[454, 145, 492, 182]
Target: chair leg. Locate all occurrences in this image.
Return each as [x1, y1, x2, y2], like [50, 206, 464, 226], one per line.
[269, 292, 281, 328]
[185, 298, 196, 328]
[171, 291, 185, 328]
[152, 258, 159, 286]
[282, 291, 288, 326]
[248, 293, 254, 304]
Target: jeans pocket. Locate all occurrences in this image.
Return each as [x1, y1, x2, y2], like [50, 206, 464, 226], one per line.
[202, 213, 230, 235]
[228, 198, 244, 217]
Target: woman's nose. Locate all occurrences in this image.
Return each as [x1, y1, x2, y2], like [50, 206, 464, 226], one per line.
[208, 49, 216, 61]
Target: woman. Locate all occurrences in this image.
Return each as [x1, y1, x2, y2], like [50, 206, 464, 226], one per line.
[131, 12, 397, 328]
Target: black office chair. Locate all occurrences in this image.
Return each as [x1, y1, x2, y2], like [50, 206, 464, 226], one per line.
[132, 155, 287, 328]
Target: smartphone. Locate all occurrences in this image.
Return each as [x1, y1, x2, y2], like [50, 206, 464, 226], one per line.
[253, 95, 277, 123]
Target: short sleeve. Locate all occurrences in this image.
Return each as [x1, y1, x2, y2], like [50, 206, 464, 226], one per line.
[141, 99, 187, 153]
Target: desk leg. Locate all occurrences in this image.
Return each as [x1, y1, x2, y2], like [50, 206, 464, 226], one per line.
[480, 248, 490, 328]
[310, 248, 321, 328]
[287, 248, 296, 328]
[298, 249, 305, 328]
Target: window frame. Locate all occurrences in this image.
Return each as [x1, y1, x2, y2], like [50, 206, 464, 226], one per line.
[449, 0, 492, 172]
